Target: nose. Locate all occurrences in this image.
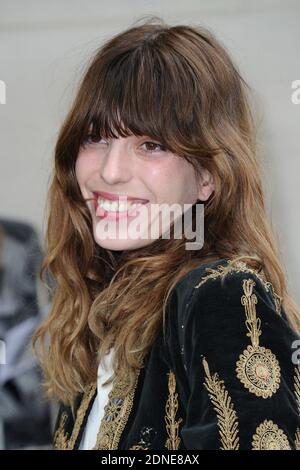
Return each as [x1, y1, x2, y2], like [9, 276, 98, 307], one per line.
[100, 139, 132, 184]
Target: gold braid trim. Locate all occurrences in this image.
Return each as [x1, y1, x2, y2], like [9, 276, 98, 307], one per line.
[53, 412, 69, 450]
[294, 364, 300, 415]
[94, 368, 141, 450]
[203, 358, 240, 450]
[68, 383, 97, 449]
[164, 370, 183, 450]
[53, 383, 96, 450]
[295, 429, 300, 450]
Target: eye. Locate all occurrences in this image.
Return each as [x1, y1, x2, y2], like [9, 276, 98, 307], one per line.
[140, 141, 167, 153]
[81, 134, 108, 147]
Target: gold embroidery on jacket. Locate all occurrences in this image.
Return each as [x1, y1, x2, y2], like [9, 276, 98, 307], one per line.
[53, 384, 97, 450]
[294, 364, 300, 449]
[53, 412, 69, 450]
[129, 444, 149, 450]
[295, 429, 300, 450]
[236, 279, 281, 398]
[164, 370, 183, 450]
[93, 368, 141, 450]
[194, 260, 282, 314]
[295, 428, 300, 450]
[203, 358, 240, 450]
[252, 420, 291, 450]
[129, 426, 154, 450]
[68, 383, 97, 449]
[295, 364, 300, 412]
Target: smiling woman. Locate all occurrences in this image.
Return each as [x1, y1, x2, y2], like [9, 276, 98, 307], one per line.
[32, 17, 300, 450]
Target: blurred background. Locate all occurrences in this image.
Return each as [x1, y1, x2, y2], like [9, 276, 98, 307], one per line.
[0, 0, 299, 449]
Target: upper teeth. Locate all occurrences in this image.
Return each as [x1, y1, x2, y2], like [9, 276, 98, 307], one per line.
[97, 197, 143, 212]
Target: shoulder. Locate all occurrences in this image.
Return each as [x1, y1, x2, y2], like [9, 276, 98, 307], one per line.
[173, 257, 285, 327]
[167, 257, 299, 373]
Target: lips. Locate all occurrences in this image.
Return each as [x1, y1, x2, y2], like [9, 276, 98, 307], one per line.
[93, 191, 149, 204]
[92, 190, 149, 220]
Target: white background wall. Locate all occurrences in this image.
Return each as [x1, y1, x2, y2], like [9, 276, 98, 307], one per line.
[0, 0, 299, 303]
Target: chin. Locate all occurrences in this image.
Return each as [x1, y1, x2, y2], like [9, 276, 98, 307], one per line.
[93, 232, 156, 251]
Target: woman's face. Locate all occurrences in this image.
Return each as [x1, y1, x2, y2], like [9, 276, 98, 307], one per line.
[75, 133, 214, 251]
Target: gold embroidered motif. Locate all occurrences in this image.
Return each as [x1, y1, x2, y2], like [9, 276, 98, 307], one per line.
[129, 443, 149, 450]
[194, 260, 282, 315]
[165, 370, 183, 450]
[236, 279, 281, 398]
[203, 358, 240, 450]
[94, 368, 141, 450]
[252, 420, 291, 450]
[53, 412, 69, 450]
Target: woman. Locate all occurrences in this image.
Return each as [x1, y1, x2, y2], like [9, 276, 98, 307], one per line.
[32, 18, 300, 450]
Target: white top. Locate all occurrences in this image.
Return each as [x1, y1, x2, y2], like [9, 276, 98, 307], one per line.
[79, 347, 115, 450]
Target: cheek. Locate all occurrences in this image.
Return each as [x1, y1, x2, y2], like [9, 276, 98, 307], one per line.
[75, 152, 93, 183]
[174, 160, 198, 201]
[74, 154, 93, 200]
[146, 156, 181, 187]
[148, 159, 197, 203]
[145, 165, 173, 200]
[75, 154, 83, 182]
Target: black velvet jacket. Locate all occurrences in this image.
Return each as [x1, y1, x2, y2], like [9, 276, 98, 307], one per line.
[53, 258, 300, 450]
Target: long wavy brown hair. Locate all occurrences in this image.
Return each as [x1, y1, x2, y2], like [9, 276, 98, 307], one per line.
[32, 16, 300, 407]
